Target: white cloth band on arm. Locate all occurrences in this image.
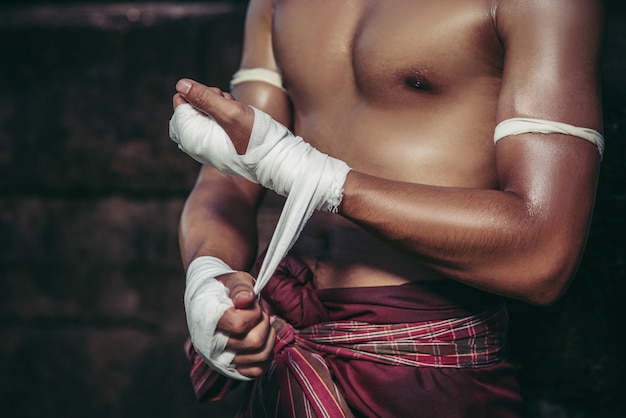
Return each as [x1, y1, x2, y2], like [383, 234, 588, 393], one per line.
[245, 108, 352, 292]
[169, 103, 351, 213]
[494, 118, 605, 158]
[184, 256, 251, 381]
[230, 68, 284, 92]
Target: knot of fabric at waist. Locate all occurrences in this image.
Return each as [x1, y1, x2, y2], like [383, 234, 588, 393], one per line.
[268, 317, 355, 418]
[243, 306, 509, 417]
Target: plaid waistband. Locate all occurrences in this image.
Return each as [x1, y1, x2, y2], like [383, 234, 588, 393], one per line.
[277, 303, 508, 369]
[240, 305, 510, 417]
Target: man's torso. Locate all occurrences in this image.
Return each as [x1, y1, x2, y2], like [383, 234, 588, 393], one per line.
[271, 0, 504, 289]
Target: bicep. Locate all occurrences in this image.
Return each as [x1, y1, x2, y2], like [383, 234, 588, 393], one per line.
[495, 0, 604, 189]
[495, 0, 604, 128]
[239, 0, 279, 71]
[493, 0, 604, 260]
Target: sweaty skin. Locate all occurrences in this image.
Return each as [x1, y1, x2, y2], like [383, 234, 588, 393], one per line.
[175, 0, 603, 378]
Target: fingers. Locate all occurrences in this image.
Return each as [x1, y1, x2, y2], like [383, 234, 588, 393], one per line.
[232, 323, 277, 379]
[175, 78, 235, 119]
[173, 78, 255, 154]
[227, 310, 272, 351]
[215, 271, 276, 378]
[172, 92, 188, 108]
[220, 296, 275, 378]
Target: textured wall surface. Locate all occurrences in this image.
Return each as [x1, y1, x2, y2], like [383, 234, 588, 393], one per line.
[0, 1, 624, 417]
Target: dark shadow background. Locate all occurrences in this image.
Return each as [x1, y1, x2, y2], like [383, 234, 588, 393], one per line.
[0, 1, 624, 417]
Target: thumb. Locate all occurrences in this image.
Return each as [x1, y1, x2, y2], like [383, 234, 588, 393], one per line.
[175, 78, 254, 154]
[219, 271, 257, 310]
[175, 78, 236, 121]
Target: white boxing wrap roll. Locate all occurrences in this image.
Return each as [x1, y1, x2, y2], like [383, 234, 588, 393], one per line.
[184, 256, 251, 381]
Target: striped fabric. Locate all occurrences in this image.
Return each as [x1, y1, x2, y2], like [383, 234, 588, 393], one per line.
[187, 305, 508, 417]
[242, 317, 356, 417]
[293, 304, 508, 368]
[184, 338, 240, 402]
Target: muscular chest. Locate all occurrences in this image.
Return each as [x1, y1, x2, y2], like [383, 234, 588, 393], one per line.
[273, 0, 502, 106]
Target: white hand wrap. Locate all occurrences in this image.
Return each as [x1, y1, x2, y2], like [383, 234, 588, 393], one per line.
[169, 103, 351, 212]
[184, 256, 251, 381]
[171, 103, 351, 380]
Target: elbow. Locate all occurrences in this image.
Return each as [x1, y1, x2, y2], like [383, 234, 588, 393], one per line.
[521, 277, 568, 307]
[509, 249, 581, 307]
[518, 260, 576, 307]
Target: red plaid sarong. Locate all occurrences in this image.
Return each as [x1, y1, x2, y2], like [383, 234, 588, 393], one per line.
[283, 304, 507, 368]
[186, 255, 520, 417]
[184, 338, 241, 402]
[187, 305, 508, 417]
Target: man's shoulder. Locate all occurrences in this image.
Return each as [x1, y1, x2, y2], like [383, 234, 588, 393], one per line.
[494, 0, 603, 35]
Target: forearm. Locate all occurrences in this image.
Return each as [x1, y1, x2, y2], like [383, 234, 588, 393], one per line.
[178, 79, 290, 272]
[179, 168, 262, 271]
[341, 173, 531, 280]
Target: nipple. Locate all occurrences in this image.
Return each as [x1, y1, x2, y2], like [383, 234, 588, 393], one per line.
[404, 69, 432, 92]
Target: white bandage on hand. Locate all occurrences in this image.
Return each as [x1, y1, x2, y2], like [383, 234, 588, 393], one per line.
[184, 256, 251, 381]
[169, 103, 351, 212]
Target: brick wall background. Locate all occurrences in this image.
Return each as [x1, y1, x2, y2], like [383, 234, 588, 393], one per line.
[0, 1, 624, 417]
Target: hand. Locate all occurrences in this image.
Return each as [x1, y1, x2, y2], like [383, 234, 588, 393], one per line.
[170, 78, 351, 211]
[184, 256, 274, 380]
[217, 271, 276, 378]
[173, 78, 254, 155]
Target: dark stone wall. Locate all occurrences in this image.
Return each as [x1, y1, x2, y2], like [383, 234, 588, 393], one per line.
[0, 3, 252, 417]
[0, 2, 624, 417]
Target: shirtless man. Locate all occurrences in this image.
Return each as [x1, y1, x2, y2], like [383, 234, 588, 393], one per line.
[170, 0, 604, 416]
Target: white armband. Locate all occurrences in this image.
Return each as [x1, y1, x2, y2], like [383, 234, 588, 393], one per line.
[494, 118, 605, 158]
[230, 68, 285, 92]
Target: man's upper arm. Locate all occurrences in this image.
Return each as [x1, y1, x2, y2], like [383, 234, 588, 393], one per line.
[490, 0, 604, 289]
[494, 0, 604, 194]
[239, 0, 280, 72]
[495, 0, 604, 128]
[202, 0, 289, 205]
[232, 0, 291, 126]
